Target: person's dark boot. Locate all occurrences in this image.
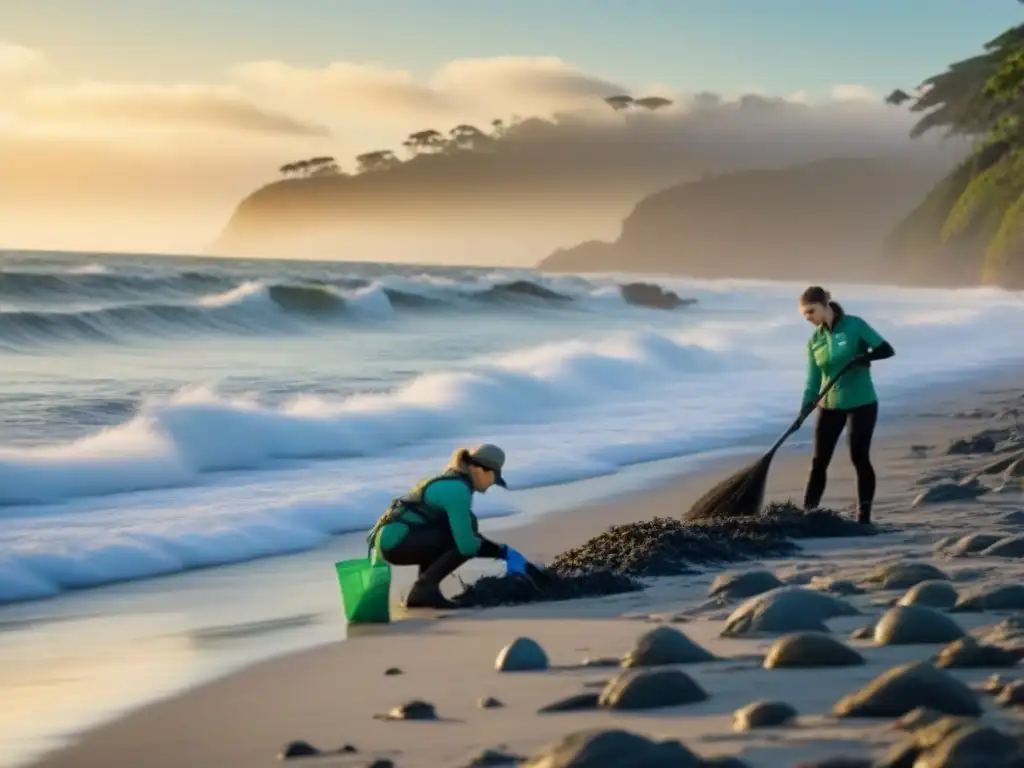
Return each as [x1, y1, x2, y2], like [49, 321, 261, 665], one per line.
[856, 504, 872, 525]
[403, 580, 459, 610]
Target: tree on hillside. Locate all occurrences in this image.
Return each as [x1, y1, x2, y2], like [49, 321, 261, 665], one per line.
[279, 157, 340, 177]
[886, 10, 1024, 287]
[449, 124, 490, 150]
[885, 88, 912, 106]
[604, 94, 634, 111]
[406, 129, 447, 154]
[355, 150, 400, 174]
[634, 96, 674, 111]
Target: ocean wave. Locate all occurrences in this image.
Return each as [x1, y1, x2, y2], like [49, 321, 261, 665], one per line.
[0, 273, 697, 347]
[0, 329, 746, 507]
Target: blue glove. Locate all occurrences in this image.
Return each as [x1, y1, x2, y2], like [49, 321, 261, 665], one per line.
[500, 545, 529, 576]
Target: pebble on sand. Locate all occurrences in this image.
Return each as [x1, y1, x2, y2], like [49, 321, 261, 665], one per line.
[912, 480, 987, 507]
[896, 579, 959, 609]
[981, 534, 1024, 558]
[833, 661, 982, 718]
[951, 583, 1024, 612]
[707, 570, 784, 600]
[762, 632, 864, 669]
[279, 740, 321, 760]
[997, 679, 1024, 707]
[934, 636, 1021, 668]
[733, 700, 797, 730]
[523, 728, 704, 768]
[598, 668, 708, 710]
[537, 692, 601, 713]
[495, 637, 549, 672]
[861, 562, 950, 591]
[884, 719, 1024, 768]
[872, 605, 966, 645]
[464, 747, 527, 766]
[374, 700, 438, 721]
[945, 533, 1004, 557]
[720, 586, 859, 638]
[478, 696, 504, 709]
[620, 626, 717, 667]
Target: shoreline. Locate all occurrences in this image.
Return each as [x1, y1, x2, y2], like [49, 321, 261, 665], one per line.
[20, 374, 1024, 768]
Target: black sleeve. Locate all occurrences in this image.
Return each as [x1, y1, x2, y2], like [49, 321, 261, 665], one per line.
[477, 537, 503, 559]
[868, 341, 895, 361]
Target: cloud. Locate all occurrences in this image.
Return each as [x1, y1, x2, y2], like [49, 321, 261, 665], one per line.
[20, 82, 330, 137]
[431, 57, 626, 110]
[229, 56, 627, 120]
[831, 83, 877, 102]
[229, 60, 453, 119]
[0, 42, 47, 77]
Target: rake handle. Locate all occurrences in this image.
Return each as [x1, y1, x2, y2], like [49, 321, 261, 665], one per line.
[768, 359, 860, 455]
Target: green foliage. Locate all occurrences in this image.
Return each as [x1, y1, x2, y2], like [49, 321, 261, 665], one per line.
[889, 11, 1024, 287]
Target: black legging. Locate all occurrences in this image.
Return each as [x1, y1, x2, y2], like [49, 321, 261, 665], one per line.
[803, 401, 879, 514]
[381, 525, 503, 585]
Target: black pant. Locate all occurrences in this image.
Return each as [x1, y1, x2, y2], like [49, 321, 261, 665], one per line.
[803, 401, 879, 514]
[381, 525, 502, 585]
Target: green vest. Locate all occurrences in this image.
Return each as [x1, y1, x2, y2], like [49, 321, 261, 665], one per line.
[366, 469, 474, 547]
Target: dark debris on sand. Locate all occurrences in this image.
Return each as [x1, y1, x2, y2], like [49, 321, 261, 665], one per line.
[453, 502, 870, 608]
[454, 569, 643, 609]
[552, 502, 869, 578]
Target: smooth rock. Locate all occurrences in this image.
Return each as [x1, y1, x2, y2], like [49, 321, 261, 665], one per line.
[383, 667, 403, 676]
[763, 632, 864, 668]
[279, 740, 321, 759]
[522, 728, 704, 768]
[708, 570, 783, 600]
[952, 583, 1024, 612]
[946, 533, 1004, 557]
[996, 679, 1024, 707]
[720, 586, 859, 638]
[733, 700, 797, 730]
[621, 625, 716, 667]
[982, 535, 1024, 558]
[537, 693, 600, 713]
[375, 700, 438, 721]
[916, 723, 1024, 767]
[465, 748, 527, 767]
[495, 637, 549, 672]
[598, 668, 708, 710]
[863, 562, 950, 590]
[873, 605, 966, 645]
[478, 696, 504, 709]
[833, 661, 982, 718]
[947, 434, 997, 455]
[934, 636, 1020, 668]
[979, 451, 1024, 475]
[897, 580, 959, 609]
[912, 481, 987, 507]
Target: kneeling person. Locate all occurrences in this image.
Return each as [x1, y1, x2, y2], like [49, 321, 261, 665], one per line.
[369, 443, 531, 609]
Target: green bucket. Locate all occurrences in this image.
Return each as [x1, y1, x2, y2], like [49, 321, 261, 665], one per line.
[335, 557, 392, 624]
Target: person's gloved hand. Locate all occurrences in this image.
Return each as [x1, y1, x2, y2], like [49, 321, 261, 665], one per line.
[500, 544, 529, 576]
[853, 351, 872, 368]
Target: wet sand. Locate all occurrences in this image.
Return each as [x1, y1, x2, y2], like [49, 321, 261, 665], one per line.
[27, 382, 1024, 767]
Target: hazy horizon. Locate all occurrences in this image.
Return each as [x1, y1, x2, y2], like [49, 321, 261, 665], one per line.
[0, 1, 1018, 261]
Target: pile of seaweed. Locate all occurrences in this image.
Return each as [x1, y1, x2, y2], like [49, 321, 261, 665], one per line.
[454, 568, 642, 609]
[453, 502, 872, 607]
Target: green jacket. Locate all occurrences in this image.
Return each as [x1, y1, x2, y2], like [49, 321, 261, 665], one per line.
[802, 310, 887, 411]
[372, 470, 485, 558]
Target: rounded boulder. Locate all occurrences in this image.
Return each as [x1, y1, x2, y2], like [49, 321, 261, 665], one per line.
[621, 625, 717, 667]
[832, 661, 982, 718]
[763, 632, 865, 669]
[496, 637, 549, 672]
[897, 580, 959, 609]
[872, 605, 966, 645]
[708, 570, 783, 601]
[720, 586, 859, 638]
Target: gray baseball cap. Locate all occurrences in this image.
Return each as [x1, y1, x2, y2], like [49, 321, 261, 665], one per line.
[466, 443, 507, 488]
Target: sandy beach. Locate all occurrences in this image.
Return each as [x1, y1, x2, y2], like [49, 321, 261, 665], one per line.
[21, 375, 1024, 768]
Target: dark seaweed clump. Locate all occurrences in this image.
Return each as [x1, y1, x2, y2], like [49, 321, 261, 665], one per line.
[452, 501, 870, 608]
[454, 568, 643, 609]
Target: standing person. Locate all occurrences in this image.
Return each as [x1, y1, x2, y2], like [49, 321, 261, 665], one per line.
[798, 286, 895, 524]
[367, 443, 536, 609]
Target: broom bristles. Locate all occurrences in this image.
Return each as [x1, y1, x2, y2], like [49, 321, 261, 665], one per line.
[684, 454, 773, 521]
